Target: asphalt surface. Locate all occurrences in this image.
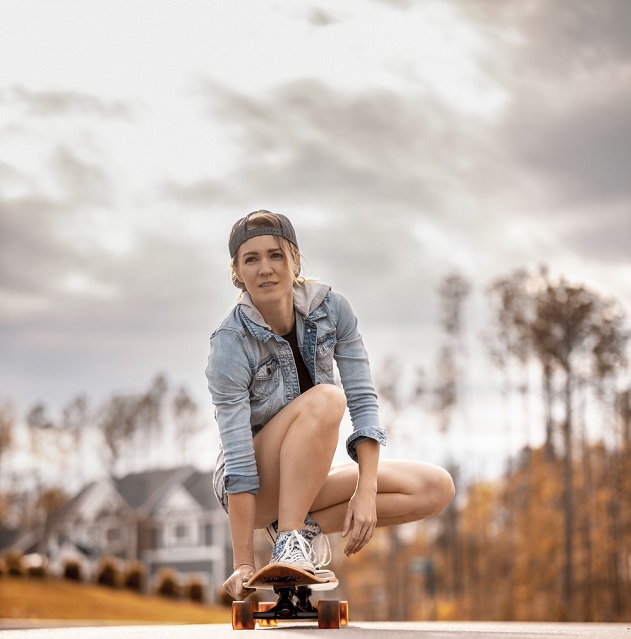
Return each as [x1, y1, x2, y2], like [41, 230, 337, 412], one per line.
[0, 622, 629, 638]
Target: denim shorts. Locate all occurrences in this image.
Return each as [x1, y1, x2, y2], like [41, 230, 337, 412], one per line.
[213, 424, 265, 514]
[213, 448, 229, 514]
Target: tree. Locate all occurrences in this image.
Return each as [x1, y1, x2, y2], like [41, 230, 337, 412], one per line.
[60, 394, 91, 483]
[172, 386, 202, 464]
[434, 272, 471, 599]
[97, 394, 138, 476]
[0, 397, 16, 518]
[135, 374, 168, 468]
[486, 267, 629, 620]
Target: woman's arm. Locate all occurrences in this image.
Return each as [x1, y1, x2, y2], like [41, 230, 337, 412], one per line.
[223, 492, 257, 600]
[341, 438, 380, 556]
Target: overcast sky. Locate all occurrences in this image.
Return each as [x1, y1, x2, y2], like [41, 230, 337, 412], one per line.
[1, 0, 630, 477]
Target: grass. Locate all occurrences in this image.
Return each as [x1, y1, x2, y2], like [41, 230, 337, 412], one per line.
[0, 577, 232, 624]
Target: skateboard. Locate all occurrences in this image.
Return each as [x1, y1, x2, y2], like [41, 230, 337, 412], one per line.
[231, 562, 349, 629]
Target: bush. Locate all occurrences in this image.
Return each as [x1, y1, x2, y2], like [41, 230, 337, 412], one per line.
[155, 568, 180, 599]
[4, 550, 23, 577]
[63, 560, 83, 582]
[97, 556, 122, 588]
[24, 554, 48, 579]
[185, 576, 206, 603]
[124, 561, 145, 592]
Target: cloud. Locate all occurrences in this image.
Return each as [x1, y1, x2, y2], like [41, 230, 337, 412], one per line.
[173, 78, 499, 317]
[0, 86, 137, 120]
[307, 7, 338, 27]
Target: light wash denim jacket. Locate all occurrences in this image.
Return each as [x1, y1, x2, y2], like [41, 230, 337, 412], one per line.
[206, 281, 387, 500]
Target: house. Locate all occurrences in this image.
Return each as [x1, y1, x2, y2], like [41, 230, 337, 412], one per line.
[44, 465, 232, 601]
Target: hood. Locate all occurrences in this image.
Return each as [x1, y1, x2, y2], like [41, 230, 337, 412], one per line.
[238, 280, 330, 329]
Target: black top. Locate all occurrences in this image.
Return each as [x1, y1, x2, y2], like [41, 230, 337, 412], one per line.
[282, 321, 314, 394]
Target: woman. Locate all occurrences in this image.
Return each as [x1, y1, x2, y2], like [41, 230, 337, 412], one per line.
[206, 210, 454, 601]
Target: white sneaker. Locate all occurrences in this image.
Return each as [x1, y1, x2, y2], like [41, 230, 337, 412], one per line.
[270, 530, 315, 573]
[309, 532, 332, 570]
[265, 519, 332, 571]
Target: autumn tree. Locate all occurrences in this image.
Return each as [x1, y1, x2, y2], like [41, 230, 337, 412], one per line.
[433, 272, 471, 599]
[486, 267, 629, 619]
[0, 397, 16, 519]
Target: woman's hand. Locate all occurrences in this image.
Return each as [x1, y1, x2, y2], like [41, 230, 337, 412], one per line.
[223, 563, 256, 601]
[341, 488, 378, 556]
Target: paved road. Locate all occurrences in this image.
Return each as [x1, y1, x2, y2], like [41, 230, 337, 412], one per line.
[0, 622, 629, 638]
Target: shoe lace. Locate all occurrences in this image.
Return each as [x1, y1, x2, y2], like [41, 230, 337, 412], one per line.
[275, 531, 312, 564]
[309, 534, 332, 568]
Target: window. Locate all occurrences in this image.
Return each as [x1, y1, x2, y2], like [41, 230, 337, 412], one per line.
[106, 527, 121, 544]
[204, 523, 213, 546]
[174, 522, 191, 545]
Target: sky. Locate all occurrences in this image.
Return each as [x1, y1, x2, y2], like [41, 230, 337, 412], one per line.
[1, 0, 630, 479]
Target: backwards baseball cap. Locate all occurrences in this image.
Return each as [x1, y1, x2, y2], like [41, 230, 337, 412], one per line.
[228, 210, 299, 258]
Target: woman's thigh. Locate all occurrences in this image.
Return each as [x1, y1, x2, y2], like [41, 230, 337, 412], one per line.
[311, 460, 454, 517]
[252, 385, 345, 525]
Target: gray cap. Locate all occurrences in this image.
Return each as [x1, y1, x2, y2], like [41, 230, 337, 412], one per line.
[228, 210, 299, 258]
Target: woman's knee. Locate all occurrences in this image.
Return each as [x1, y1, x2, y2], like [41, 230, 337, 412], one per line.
[409, 464, 455, 519]
[425, 466, 455, 515]
[303, 384, 347, 423]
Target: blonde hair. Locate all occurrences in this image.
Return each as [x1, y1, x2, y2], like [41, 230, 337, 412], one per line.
[231, 211, 303, 291]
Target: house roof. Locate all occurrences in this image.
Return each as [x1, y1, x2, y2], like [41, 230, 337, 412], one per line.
[184, 470, 216, 510]
[39, 465, 220, 538]
[114, 465, 197, 512]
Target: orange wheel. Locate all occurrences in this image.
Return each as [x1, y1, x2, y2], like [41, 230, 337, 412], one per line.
[232, 600, 255, 630]
[256, 601, 278, 627]
[318, 599, 341, 629]
[340, 601, 349, 626]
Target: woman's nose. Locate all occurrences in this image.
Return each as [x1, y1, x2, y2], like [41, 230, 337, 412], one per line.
[259, 259, 272, 274]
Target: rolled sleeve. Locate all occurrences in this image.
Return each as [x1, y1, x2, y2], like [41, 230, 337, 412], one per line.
[346, 426, 388, 463]
[332, 292, 388, 462]
[224, 474, 260, 495]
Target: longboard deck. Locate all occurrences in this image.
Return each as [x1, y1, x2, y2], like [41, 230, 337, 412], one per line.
[245, 562, 338, 591]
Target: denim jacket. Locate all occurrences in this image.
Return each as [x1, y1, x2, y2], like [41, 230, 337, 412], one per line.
[206, 281, 387, 497]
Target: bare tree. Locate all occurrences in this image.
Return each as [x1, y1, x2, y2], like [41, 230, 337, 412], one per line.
[97, 394, 138, 476]
[172, 386, 203, 465]
[135, 374, 168, 469]
[60, 394, 91, 483]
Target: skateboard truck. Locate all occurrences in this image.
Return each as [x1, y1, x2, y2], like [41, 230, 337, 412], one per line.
[231, 562, 349, 629]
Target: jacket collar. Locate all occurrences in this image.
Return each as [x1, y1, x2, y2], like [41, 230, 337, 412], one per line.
[238, 281, 330, 335]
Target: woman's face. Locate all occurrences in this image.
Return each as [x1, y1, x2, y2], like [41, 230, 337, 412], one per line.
[234, 235, 295, 307]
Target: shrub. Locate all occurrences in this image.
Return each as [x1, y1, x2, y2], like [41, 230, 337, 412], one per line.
[155, 568, 180, 599]
[97, 556, 122, 588]
[24, 554, 48, 579]
[124, 561, 145, 592]
[63, 560, 83, 582]
[4, 550, 23, 577]
[185, 576, 206, 603]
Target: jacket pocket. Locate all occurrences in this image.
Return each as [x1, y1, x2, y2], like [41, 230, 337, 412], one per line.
[316, 331, 336, 375]
[250, 356, 280, 401]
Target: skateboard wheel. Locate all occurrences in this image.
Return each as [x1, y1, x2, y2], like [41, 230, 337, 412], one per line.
[232, 601, 255, 630]
[318, 600, 341, 629]
[340, 601, 349, 626]
[256, 602, 278, 627]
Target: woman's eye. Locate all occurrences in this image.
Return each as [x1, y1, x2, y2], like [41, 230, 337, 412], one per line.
[244, 256, 256, 264]
[272, 252, 284, 259]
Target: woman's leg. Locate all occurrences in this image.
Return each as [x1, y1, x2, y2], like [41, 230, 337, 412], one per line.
[310, 460, 455, 534]
[252, 384, 346, 531]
